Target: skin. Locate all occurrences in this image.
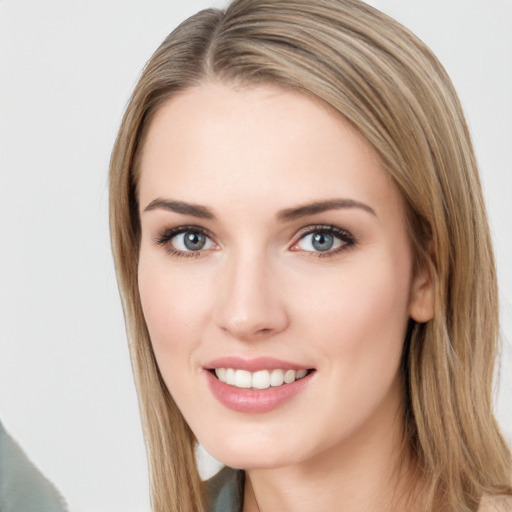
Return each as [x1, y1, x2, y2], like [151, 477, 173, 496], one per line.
[137, 82, 434, 512]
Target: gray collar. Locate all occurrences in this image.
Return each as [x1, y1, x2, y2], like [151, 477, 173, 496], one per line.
[204, 466, 245, 512]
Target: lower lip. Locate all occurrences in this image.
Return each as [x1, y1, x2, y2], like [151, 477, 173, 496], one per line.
[205, 370, 314, 413]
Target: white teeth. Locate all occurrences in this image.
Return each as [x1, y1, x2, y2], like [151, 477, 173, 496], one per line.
[296, 369, 307, 379]
[235, 369, 252, 388]
[225, 368, 236, 385]
[215, 368, 227, 382]
[214, 367, 309, 389]
[284, 369, 296, 384]
[270, 369, 284, 387]
[252, 370, 271, 389]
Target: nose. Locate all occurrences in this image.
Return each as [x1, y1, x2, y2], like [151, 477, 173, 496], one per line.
[214, 249, 289, 341]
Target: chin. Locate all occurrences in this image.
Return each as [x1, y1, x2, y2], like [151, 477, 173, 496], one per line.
[202, 438, 303, 471]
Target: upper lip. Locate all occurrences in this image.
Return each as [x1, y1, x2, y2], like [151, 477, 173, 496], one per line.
[204, 356, 312, 372]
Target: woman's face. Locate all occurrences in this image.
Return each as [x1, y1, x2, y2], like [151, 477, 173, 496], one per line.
[137, 82, 432, 470]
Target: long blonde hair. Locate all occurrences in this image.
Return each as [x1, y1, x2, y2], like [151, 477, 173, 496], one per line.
[109, 1, 512, 510]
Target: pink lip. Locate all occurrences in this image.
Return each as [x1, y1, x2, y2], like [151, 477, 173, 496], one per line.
[204, 356, 309, 372]
[204, 364, 315, 414]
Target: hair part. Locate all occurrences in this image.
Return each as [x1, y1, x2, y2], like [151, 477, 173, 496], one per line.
[109, 1, 512, 510]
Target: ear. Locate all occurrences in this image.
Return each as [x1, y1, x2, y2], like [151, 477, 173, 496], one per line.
[409, 262, 434, 323]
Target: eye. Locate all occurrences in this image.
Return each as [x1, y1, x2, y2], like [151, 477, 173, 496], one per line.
[155, 227, 217, 257]
[291, 225, 355, 256]
[173, 231, 212, 251]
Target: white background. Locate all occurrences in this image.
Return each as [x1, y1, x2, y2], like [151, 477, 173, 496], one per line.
[1, 1, 511, 511]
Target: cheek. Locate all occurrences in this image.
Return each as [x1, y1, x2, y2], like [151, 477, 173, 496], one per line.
[137, 254, 211, 372]
[137, 257, 214, 428]
[304, 252, 412, 376]
[280, 253, 413, 447]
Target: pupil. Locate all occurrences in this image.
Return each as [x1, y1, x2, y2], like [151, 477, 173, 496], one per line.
[184, 232, 205, 251]
[312, 233, 333, 251]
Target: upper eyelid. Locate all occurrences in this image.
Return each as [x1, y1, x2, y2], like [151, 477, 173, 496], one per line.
[289, 224, 356, 252]
[293, 224, 354, 240]
[154, 226, 217, 257]
[154, 225, 215, 241]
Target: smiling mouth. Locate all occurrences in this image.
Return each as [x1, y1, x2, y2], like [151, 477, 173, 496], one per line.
[211, 368, 314, 390]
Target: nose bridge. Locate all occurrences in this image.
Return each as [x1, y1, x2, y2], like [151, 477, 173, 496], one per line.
[215, 243, 288, 339]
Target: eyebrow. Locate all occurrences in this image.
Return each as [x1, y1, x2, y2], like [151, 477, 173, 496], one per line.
[276, 199, 376, 221]
[143, 198, 215, 219]
[143, 197, 376, 220]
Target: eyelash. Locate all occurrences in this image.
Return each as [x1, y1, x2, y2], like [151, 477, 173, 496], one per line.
[292, 224, 356, 258]
[154, 226, 214, 259]
[154, 224, 356, 259]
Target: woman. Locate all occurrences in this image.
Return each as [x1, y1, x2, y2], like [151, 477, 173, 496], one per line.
[109, 0, 512, 510]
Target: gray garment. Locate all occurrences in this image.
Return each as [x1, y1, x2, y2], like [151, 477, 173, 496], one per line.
[204, 466, 244, 512]
[0, 422, 67, 512]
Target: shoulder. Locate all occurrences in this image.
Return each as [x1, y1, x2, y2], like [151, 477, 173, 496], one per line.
[0, 422, 68, 512]
[203, 466, 245, 512]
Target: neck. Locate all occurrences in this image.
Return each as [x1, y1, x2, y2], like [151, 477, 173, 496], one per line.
[243, 386, 421, 512]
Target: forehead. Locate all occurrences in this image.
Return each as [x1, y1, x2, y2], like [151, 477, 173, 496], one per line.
[137, 81, 400, 218]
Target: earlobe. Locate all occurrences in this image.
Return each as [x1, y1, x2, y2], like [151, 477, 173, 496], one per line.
[409, 264, 435, 323]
